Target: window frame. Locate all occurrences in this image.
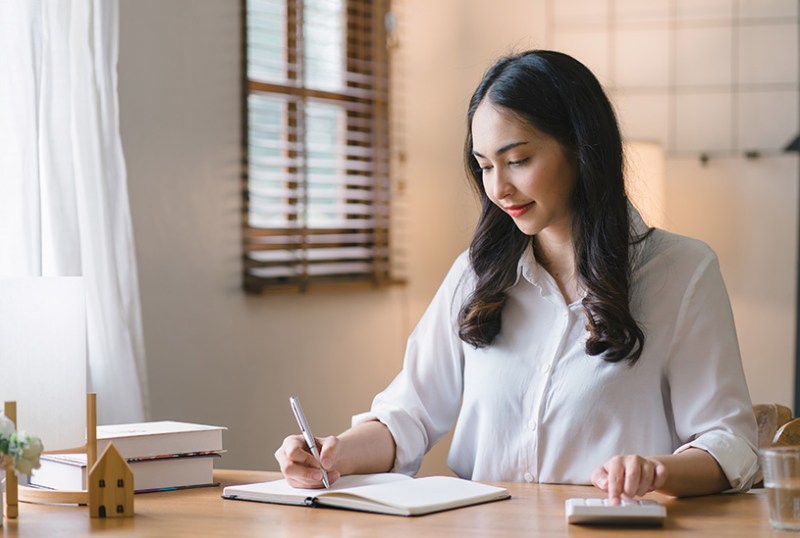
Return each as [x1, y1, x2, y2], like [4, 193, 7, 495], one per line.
[242, 0, 402, 294]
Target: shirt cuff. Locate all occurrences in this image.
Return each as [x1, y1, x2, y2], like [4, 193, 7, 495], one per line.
[674, 431, 761, 492]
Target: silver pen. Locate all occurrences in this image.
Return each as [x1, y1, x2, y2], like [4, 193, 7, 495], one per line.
[289, 395, 330, 488]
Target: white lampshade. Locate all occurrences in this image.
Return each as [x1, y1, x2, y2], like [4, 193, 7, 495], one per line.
[624, 141, 666, 229]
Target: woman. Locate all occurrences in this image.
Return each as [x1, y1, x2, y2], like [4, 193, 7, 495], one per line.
[276, 50, 759, 503]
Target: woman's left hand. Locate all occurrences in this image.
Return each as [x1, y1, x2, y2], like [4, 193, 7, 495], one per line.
[591, 454, 668, 505]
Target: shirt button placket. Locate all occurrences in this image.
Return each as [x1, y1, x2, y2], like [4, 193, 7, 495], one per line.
[529, 306, 567, 484]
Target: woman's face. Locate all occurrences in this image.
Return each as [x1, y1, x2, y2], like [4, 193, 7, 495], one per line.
[471, 100, 576, 238]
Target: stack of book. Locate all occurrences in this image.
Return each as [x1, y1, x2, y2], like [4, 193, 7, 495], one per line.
[30, 421, 226, 493]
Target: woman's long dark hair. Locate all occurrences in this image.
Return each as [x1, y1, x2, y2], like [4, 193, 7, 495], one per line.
[458, 50, 646, 364]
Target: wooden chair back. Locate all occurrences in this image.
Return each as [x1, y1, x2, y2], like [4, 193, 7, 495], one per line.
[773, 417, 800, 447]
[753, 403, 792, 447]
[753, 403, 793, 448]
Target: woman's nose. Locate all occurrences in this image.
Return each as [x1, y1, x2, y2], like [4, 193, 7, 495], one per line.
[488, 168, 514, 200]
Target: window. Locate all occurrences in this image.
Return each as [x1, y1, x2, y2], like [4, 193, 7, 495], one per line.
[244, 0, 403, 293]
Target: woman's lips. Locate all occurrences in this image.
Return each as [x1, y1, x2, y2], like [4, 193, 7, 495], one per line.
[503, 202, 533, 218]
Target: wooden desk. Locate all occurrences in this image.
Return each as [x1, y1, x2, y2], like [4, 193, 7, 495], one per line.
[2, 470, 776, 537]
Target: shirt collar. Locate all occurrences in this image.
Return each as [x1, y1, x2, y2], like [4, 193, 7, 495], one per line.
[516, 241, 559, 291]
[514, 243, 535, 287]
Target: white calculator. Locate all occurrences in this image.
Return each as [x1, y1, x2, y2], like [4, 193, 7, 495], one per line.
[565, 497, 666, 526]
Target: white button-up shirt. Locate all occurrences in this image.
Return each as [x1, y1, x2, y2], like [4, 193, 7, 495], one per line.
[355, 213, 760, 491]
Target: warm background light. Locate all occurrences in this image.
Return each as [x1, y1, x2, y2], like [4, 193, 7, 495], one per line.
[624, 141, 666, 229]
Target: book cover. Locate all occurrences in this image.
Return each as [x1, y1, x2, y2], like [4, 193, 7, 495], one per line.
[30, 453, 220, 493]
[222, 474, 511, 517]
[96, 421, 226, 459]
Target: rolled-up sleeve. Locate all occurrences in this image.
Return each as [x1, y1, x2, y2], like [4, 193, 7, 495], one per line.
[352, 253, 470, 475]
[667, 249, 760, 492]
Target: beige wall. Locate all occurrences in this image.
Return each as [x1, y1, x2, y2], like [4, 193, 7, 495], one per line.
[119, 0, 798, 476]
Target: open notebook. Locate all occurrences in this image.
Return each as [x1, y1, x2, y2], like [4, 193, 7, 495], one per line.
[222, 473, 510, 517]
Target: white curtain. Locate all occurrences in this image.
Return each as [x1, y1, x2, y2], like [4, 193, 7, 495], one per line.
[0, 0, 149, 424]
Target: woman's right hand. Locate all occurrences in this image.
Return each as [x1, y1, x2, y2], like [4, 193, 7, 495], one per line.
[274, 433, 341, 489]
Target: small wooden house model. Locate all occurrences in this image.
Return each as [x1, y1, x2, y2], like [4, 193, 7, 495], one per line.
[88, 442, 134, 518]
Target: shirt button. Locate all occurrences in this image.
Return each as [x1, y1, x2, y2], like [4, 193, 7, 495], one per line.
[524, 472, 534, 483]
[542, 364, 551, 373]
[528, 419, 537, 431]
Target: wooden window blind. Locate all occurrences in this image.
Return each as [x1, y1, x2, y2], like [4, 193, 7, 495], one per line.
[244, 0, 403, 293]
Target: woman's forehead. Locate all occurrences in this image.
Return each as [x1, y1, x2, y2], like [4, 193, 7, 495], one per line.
[472, 101, 552, 149]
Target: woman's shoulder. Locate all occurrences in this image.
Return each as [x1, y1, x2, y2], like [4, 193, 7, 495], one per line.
[422, 249, 476, 317]
[631, 228, 724, 299]
[632, 229, 726, 318]
[452, 248, 471, 269]
[639, 227, 719, 270]
[443, 249, 475, 288]
[422, 249, 473, 294]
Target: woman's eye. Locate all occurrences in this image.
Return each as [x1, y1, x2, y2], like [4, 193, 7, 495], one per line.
[479, 164, 493, 172]
[509, 158, 529, 167]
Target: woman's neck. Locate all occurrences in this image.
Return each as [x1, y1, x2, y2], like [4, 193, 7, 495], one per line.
[534, 231, 581, 304]
[534, 229, 573, 274]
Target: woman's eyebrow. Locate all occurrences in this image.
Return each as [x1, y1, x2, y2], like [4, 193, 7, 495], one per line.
[472, 141, 528, 159]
